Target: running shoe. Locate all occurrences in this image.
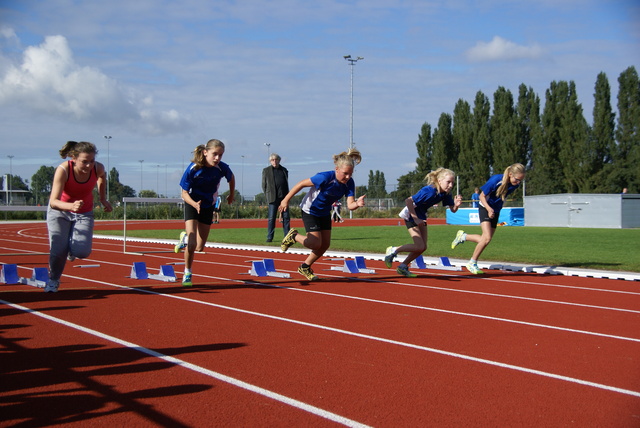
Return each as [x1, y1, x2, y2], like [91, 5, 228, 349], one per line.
[67, 253, 76, 262]
[174, 231, 187, 253]
[465, 263, 484, 275]
[281, 228, 298, 252]
[384, 246, 396, 268]
[44, 279, 60, 293]
[182, 273, 193, 287]
[451, 230, 466, 249]
[396, 265, 417, 278]
[297, 265, 319, 281]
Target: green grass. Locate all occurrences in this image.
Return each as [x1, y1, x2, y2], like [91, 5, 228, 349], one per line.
[99, 225, 640, 273]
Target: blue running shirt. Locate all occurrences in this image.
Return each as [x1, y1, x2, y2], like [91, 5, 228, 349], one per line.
[401, 185, 454, 221]
[480, 174, 521, 211]
[180, 161, 233, 208]
[300, 170, 355, 216]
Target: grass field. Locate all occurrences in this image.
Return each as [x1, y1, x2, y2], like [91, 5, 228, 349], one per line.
[100, 225, 640, 273]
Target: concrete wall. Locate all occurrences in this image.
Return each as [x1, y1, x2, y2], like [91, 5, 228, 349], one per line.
[524, 193, 640, 228]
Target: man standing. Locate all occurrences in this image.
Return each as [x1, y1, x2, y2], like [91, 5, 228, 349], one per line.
[262, 153, 290, 242]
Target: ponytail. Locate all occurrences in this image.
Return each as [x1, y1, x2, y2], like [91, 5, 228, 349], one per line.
[59, 141, 97, 159]
[496, 163, 525, 200]
[333, 147, 362, 169]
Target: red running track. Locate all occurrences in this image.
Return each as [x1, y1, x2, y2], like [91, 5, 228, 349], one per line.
[1, 219, 639, 426]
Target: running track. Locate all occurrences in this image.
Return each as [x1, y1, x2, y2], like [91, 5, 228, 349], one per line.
[1, 219, 639, 426]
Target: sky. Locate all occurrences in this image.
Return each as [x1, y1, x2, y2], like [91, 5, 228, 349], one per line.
[0, 0, 639, 199]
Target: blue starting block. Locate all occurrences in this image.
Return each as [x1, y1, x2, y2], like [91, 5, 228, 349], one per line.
[1, 264, 21, 284]
[130, 262, 177, 282]
[2, 265, 49, 288]
[20, 267, 49, 288]
[248, 259, 290, 278]
[411, 255, 461, 271]
[330, 257, 376, 274]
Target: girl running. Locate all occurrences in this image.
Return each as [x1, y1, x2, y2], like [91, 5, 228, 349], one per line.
[384, 168, 462, 277]
[46, 141, 112, 292]
[279, 148, 366, 281]
[176, 139, 235, 286]
[451, 163, 525, 274]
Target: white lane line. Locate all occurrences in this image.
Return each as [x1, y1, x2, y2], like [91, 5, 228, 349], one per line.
[0, 299, 370, 428]
[19, 277, 640, 399]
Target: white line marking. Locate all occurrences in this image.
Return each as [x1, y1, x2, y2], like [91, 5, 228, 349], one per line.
[0, 299, 370, 428]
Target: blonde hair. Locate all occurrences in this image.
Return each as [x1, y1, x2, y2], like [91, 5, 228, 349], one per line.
[424, 167, 455, 193]
[192, 139, 225, 169]
[333, 147, 362, 169]
[496, 163, 525, 200]
[59, 141, 97, 159]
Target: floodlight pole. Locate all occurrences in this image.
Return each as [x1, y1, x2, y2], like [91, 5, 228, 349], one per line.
[343, 55, 364, 149]
[104, 136, 111, 202]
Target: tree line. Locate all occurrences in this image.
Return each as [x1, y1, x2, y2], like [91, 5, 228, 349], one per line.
[363, 66, 639, 202]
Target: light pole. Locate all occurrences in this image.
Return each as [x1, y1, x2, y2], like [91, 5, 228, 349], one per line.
[241, 155, 245, 205]
[138, 160, 144, 195]
[343, 55, 364, 149]
[264, 143, 271, 161]
[6, 155, 14, 205]
[156, 165, 160, 196]
[104, 136, 111, 201]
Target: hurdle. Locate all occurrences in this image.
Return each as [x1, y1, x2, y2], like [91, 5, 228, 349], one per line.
[129, 262, 177, 282]
[329, 256, 376, 274]
[411, 255, 461, 271]
[248, 259, 290, 278]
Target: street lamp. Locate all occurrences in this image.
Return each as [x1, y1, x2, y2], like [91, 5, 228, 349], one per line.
[156, 165, 160, 196]
[241, 155, 245, 205]
[343, 55, 364, 149]
[104, 136, 111, 201]
[264, 143, 271, 161]
[6, 155, 14, 205]
[138, 160, 144, 194]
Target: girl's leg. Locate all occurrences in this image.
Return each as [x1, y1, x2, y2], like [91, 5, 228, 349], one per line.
[464, 221, 495, 262]
[47, 208, 72, 281]
[399, 224, 427, 266]
[183, 219, 199, 271]
[195, 221, 212, 252]
[70, 212, 94, 259]
[302, 230, 331, 266]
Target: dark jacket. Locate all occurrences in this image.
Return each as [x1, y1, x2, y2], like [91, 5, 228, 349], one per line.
[262, 165, 289, 203]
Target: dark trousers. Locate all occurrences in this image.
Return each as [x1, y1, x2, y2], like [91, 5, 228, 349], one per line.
[267, 200, 290, 241]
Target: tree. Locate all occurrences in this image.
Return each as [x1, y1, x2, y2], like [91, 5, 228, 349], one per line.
[432, 113, 454, 170]
[491, 86, 520, 169]
[30, 166, 56, 205]
[415, 122, 432, 177]
[530, 81, 566, 195]
[515, 83, 541, 170]
[590, 72, 616, 192]
[452, 99, 474, 198]
[471, 91, 492, 182]
[615, 66, 640, 192]
[556, 81, 589, 193]
[367, 170, 387, 199]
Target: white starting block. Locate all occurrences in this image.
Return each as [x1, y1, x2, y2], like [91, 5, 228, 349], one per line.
[130, 262, 177, 282]
[330, 256, 376, 274]
[411, 255, 461, 271]
[248, 259, 290, 278]
[1, 264, 49, 288]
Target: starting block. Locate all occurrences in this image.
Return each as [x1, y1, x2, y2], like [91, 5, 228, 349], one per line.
[1, 264, 49, 288]
[248, 259, 290, 278]
[130, 262, 177, 282]
[19, 267, 49, 288]
[330, 256, 376, 274]
[1, 264, 21, 284]
[411, 256, 461, 271]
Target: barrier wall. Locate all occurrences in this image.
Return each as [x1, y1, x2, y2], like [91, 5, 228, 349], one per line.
[446, 207, 524, 226]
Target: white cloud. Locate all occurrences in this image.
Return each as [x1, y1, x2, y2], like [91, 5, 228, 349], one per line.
[466, 36, 544, 62]
[0, 33, 191, 134]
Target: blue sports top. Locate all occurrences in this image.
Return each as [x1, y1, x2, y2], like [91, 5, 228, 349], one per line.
[300, 170, 355, 216]
[480, 174, 520, 211]
[179, 161, 233, 208]
[405, 185, 455, 221]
